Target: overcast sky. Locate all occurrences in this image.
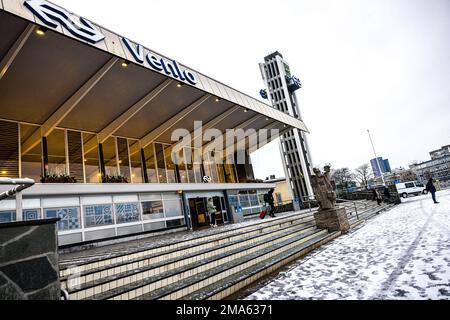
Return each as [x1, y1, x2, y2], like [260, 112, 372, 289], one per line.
[53, 0, 450, 179]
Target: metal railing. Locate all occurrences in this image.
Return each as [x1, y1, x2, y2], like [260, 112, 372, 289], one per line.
[0, 177, 35, 221]
[336, 198, 360, 220]
[299, 195, 319, 212]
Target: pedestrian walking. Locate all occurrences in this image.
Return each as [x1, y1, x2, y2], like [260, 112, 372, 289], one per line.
[264, 189, 276, 217]
[372, 188, 382, 206]
[426, 178, 439, 204]
[207, 198, 218, 227]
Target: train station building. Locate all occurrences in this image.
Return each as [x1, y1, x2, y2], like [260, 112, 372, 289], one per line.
[0, 0, 309, 246]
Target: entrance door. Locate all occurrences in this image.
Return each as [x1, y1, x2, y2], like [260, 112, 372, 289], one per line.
[212, 196, 228, 225]
[188, 195, 229, 230]
[188, 197, 208, 229]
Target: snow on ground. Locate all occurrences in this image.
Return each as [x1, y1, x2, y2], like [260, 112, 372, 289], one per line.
[246, 190, 450, 300]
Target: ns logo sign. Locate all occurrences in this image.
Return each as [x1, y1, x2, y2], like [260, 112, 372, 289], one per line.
[24, 0, 105, 44]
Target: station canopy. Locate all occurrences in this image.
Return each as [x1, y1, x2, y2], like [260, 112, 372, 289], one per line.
[0, 1, 309, 157]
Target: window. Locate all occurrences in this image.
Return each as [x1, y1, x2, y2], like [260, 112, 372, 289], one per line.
[84, 204, 113, 227]
[238, 191, 251, 207]
[0, 120, 19, 178]
[228, 195, 239, 208]
[144, 144, 158, 183]
[45, 207, 80, 231]
[115, 203, 140, 224]
[249, 192, 260, 206]
[155, 143, 167, 183]
[20, 124, 42, 182]
[47, 129, 67, 176]
[164, 145, 178, 183]
[0, 211, 16, 223]
[141, 201, 164, 220]
[217, 164, 226, 183]
[415, 183, 424, 187]
[129, 140, 143, 183]
[276, 193, 282, 204]
[405, 183, 415, 188]
[102, 137, 119, 176]
[117, 138, 131, 181]
[164, 199, 183, 218]
[67, 130, 84, 183]
[83, 133, 100, 183]
[184, 148, 196, 183]
[24, 209, 40, 221]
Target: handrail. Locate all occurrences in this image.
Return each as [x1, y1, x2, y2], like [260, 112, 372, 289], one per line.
[61, 288, 69, 300]
[0, 178, 35, 201]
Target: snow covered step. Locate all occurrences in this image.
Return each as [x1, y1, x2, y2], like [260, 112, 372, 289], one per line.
[60, 210, 314, 280]
[65, 221, 316, 300]
[131, 229, 328, 300]
[347, 203, 394, 228]
[89, 224, 320, 300]
[183, 231, 341, 300]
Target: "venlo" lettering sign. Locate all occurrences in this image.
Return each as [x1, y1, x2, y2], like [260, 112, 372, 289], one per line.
[122, 38, 197, 85]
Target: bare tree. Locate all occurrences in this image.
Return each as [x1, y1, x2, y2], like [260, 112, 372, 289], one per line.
[354, 163, 373, 189]
[331, 167, 354, 190]
[400, 169, 418, 182]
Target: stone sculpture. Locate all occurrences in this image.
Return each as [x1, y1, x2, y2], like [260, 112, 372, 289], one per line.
[310, 165, 336, 210]
[310, 166, 349, 233]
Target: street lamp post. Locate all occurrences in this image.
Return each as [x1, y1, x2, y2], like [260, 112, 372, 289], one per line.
[367, 129, 386, 186]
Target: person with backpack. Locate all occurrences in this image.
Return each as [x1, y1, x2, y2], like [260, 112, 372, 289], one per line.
[264, 189, 276, 217]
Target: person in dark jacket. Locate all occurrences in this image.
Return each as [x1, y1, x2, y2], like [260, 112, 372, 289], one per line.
[426, 178, 439, 204]
[372, 188, 382, 205]
[265, 189, 276, 217]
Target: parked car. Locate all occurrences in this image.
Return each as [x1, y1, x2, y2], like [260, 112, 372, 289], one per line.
[395, 181, 427, 198]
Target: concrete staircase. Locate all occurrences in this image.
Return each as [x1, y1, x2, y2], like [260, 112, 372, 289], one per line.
[59, 200, 393, 300]
[59, 210, 338, 300]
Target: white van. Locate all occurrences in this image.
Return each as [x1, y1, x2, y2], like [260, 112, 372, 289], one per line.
[395, 181, 427, 198]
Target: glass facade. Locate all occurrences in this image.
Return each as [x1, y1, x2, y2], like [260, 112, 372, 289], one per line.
[0, 120, 244, 185]
[0, 116, 270, 245]
[0, 192, 187, 244]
